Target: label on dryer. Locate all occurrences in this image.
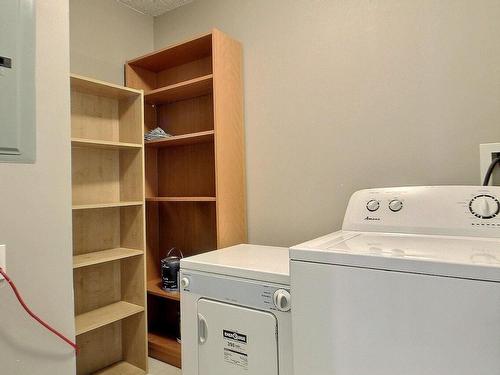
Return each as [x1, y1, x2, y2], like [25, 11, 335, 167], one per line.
[223, 329, 249, 370]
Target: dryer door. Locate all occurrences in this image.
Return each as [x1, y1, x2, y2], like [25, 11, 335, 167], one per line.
[197, 299, 278, 375]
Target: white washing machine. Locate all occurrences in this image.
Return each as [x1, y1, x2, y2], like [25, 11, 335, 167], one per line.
[180, 244, 293, 375]
[290, 186, 500, 375]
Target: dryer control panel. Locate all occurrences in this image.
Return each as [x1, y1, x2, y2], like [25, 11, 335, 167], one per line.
[343, 186, 500, 238]
[180, 270, 291, 313]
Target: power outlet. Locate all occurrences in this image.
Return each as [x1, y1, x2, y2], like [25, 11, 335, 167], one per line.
[480, 143, 500, 185]
[0, 244, 5, 282]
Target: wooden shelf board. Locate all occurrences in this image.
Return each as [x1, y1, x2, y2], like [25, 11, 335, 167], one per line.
[94, 361, 145, 375]
[148, 332, 181, 368]
[73, 248, 143, 269]
[75, 301, 144, 336]
[146, 196, 216, 202]
[127, 32, 212, 72]
[147, 279, 180, 301]
[145, 130, 214, 148]
[72, 201, 143, 210]
[72, 138, 142, 150]
[70, 74, 142, 100]
[145, 75, 213, 104]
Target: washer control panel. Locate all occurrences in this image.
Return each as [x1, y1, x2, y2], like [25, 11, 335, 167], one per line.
[344, 186, 500, 237]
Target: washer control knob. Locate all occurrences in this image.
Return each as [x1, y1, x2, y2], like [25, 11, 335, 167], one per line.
[469, 195, 500, 219]
[273, 289, 291, 312]
[366, 200, 380, 212]
[389, 199, 403, 212]
[180, 277, 190, 289]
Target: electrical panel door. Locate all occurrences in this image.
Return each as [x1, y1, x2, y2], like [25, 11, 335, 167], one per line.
[0, 0, 36, 163]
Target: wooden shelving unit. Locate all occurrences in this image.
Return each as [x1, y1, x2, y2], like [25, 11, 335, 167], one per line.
[125, 29, 247, 368]
[70, 74, 148, 375]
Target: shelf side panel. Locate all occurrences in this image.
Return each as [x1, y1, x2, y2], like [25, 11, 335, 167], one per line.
[120, 205, 145, 251]
[145, 147, 159, 198]
[119, 95, 144, 144]
[146, 202, 161, 282]
[212, 29, 248, 247]
[121, 256, 146, 307]
[122, 311, 148, 372]
[125, 64, 157, 92]
[119, 149, 144, 202]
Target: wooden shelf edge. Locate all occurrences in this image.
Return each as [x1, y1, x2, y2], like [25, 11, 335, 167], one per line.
[70, 74, 142, 99]
[73, 248, 143, 269]
[126, 31, 213, 68]
[145, 74, 213, 104]
[148, 332, 181, 368]
[75, 301, 144, 336]
[145, 130, 214, 148]
[72, 138, 142, 150]
[147, 279, 180, 301]
[94, 361, 146, 375]
[72, 201, 144, 210]
[145, 196, 216, 202]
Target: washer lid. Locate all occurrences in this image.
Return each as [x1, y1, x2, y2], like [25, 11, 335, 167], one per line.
[290, 231, 500, 282]
[181, 244, 290, 285]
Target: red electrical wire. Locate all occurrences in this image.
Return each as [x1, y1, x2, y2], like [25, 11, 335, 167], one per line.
[0, 267, 79, 354]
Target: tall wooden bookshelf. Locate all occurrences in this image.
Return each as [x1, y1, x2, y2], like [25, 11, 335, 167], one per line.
[125, 29, 247, 368]
[70, 74, 148, 374]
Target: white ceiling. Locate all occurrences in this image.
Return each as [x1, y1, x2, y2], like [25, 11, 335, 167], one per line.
[116, 0, 194, 17]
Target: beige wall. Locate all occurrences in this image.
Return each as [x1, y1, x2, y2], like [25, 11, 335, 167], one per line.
[70, 0, 153, 84]
[154, 0, 500, 246]
[0, 1, 75, 373]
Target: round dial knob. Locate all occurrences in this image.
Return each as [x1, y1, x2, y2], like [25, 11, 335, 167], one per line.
[469, 195, 500, 219]
[389, 199, 403, 212]
[180, 277, 190, 289]
[366, 200, 380, 212]
[273, 289, 291, 312]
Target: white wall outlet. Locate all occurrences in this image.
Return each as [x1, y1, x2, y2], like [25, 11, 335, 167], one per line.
[480, 143, 500, 185]
[0, 244, 5, 282]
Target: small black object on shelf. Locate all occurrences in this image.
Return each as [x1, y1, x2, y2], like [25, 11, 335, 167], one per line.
[161, 247, 183, 291]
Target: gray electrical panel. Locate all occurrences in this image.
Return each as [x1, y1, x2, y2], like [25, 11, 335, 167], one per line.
[0, 0, 36, 163]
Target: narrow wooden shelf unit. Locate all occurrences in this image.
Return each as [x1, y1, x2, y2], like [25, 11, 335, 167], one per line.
[71, 74, 147, 374]
[126, 29, 247, 369]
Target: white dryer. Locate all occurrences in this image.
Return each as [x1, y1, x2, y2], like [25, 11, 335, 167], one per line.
[290, 186, 500, 375]
[180, 244, 293, 375]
